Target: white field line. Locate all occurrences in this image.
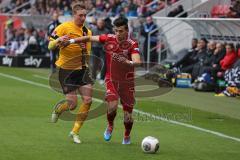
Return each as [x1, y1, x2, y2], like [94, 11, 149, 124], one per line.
[0, 72, 240, 143]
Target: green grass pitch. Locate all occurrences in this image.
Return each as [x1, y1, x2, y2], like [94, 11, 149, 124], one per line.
[0, 66, 240, 160]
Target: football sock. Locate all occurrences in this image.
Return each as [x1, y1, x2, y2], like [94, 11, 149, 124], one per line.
[107, 110, 117, 132]
[56, 101, 69, 114]
[124, 121, 133, 137]
[72, 103, 91, 134]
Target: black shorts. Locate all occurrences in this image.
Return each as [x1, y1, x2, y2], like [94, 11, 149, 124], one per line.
[59, 67, 94, 94]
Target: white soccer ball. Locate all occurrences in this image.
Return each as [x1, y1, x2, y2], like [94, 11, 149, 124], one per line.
[141, 136, 159, 153]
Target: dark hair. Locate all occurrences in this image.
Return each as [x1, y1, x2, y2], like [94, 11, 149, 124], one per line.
[200, 38, 208, 44]
[192, 38, 198, 42]
[113, 17, 128, 30]
[71, 2, 86, 14]
[226, 43, 235, 50]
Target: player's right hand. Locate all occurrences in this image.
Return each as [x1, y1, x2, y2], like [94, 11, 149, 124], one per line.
[58, 35, 70, 48]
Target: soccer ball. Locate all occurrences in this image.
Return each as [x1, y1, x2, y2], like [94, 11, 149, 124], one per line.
[141, 136, 159, 153]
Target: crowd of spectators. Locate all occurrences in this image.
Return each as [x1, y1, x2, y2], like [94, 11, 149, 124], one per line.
[0, 0, 179, 17]
[210, 0, 240, 18]
[2, 15, 48, 55]
[171, 38, 240, 96]
[0, 0, 181, 56]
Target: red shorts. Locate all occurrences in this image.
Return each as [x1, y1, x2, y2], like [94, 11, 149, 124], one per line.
[105, 78, 135, 113]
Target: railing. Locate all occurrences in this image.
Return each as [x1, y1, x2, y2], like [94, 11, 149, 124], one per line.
[7, 0, 35, 14]
[155, 0, 204, 17]
[0, 0, 11, 10]
[146, 17, 240, 70]
[146, 9, 197, 70]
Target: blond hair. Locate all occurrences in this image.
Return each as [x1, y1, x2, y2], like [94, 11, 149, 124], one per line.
[71, 1, 86, 14]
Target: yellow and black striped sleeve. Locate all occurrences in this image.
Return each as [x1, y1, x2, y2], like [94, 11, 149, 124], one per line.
[48, 24, 66, 50]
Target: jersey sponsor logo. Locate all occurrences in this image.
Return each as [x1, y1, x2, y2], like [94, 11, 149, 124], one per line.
[24, 56, 42, 68]
[2, 56, 13, 67]
[112, 52, 128, 63]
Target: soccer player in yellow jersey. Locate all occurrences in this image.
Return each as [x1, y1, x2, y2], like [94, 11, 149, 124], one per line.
[48, 3, 93, 144]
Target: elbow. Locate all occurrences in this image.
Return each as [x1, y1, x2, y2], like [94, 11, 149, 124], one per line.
[48, 40, 57, 50]
[48, 44, 53, 50]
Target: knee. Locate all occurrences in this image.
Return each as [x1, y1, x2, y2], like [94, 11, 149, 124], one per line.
[124, 112, 133, 123]
[82, 97, 92, 105]
[67, 99, 78, 110]
[107, 107, 117, 115]
[107, 101, 118, 113]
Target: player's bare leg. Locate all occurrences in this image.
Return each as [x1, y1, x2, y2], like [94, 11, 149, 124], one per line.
[51, 91, 78, 123]
[70, 84, 92, 144]
[104, 100, 118, 141]
[122, 110, 133, 145]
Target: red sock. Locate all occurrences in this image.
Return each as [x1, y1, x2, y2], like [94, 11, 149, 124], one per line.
[107, 110, 116, 131]
[124, 121, 133, 137]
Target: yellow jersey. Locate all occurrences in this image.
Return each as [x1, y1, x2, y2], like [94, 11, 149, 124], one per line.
[50, 21, 92, 70]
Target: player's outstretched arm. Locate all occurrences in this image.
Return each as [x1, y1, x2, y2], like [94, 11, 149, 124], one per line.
[69, 36, 100, 44]
[48, 35, 70, 50]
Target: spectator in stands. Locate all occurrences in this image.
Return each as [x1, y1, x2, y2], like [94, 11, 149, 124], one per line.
[13, 27, 27, 55]
[91, 18, 109, 84]
[167, 8, 178, 17]
[111, 0, 123, 17]
[174, 38, 198, 68]
[212, 43, 226, 69]
[200, 42, 225, 81]
[24, 27, 41, 55]
[167, 5, 188, 17]
[220, 43, 238, 71]
[96, 0, 105, 12]
[182, 38, 208, 80]
[196, 41, 216, 73]
[141, 16, 159, 65]
[137, 0, 147, 17]
[47, 12, 61, 73]
[227, 0, 240, 18]
[176, 5, 188, 17]
[206, 41, 216, 56]
[104, 17, 113, 33]
[218, 43, 240, 97]
[147, 0, 165, 15]
[127, 0, 138, 17]
[4, 16, 14, 46]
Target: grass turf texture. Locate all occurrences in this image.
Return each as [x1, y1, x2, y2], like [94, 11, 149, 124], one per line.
[0, 66, 240, 160]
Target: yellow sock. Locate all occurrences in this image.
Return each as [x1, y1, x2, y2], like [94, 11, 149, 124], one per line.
[72, 103, 91, 134]
[56, 101, 69, 114]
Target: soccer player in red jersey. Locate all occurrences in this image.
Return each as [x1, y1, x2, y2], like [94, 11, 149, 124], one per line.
[65, 17, 141, 144]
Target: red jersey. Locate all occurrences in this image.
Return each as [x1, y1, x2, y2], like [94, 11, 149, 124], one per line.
[99, 34, 140, 82]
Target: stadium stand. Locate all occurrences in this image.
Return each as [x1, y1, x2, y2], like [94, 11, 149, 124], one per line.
[0, 0, 240, 97]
